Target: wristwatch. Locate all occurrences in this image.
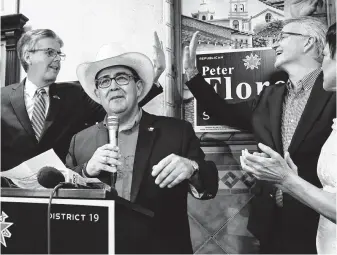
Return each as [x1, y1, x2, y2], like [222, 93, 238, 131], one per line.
[189, 160, 199, 176]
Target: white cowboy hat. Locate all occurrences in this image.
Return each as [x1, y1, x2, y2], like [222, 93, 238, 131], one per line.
[76, 43, 154, 103]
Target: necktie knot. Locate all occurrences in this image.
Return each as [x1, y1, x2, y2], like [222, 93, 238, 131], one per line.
[36, 88, 46, 96]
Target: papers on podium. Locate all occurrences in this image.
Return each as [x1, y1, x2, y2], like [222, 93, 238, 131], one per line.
[0, 149, 101, 189]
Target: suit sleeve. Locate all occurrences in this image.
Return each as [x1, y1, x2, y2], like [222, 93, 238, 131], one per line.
[81, 86, 106, 124]
[186, 73, 256, 132]
[65, 134, 85, 175]
[182, 121, 219, 200]
[139, 83, 163, 107]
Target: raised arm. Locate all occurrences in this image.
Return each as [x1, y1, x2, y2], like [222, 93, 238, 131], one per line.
[140, 31, 166, 106]
[183, 31, 255, 131]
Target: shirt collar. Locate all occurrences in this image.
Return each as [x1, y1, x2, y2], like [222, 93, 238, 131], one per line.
[286, 68, 321, 93]
[103, 108, 143, 132]
[25, 78, 50, 97]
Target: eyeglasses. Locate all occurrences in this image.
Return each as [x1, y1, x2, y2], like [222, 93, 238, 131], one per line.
[29, 48, 66, 61]
[95, 73, 136, 89]
[275, 32, 311, 44]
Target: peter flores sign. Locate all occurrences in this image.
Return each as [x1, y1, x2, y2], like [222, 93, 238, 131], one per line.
[194, 47, 285, 132]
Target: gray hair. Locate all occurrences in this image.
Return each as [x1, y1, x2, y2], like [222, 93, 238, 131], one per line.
[17, 29, 64, 72]
[283, 17, 327, 63]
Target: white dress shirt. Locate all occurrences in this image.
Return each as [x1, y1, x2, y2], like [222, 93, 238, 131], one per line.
[24, 78, 50, 120]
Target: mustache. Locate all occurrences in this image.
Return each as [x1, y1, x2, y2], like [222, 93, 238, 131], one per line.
[107, 89, 125, 99]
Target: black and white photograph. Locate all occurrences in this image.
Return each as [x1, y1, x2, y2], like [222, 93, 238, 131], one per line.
[1, 0, 336, 254]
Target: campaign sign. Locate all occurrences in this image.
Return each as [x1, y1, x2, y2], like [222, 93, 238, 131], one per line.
[194, 47, 285, 132]
[0, 197, 114, 254]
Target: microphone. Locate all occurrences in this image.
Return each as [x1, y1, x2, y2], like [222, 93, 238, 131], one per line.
[37, 167, 66, 188]
[107, 115, 119, 187]
[37, 167, 89, 189]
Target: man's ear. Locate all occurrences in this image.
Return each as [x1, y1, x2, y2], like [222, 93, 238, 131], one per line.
[136, 80, 144, 99]
[94, 88, 102, 103]
[303, 37, 315, 53]
[23, 51, 32, 65]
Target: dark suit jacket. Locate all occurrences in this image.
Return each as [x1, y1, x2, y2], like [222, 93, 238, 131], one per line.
[66, 111, 219, 254]
[1, 79, 162, 171]
[186, 73, 336, 253]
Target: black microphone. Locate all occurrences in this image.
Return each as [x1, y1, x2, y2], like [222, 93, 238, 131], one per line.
[37, 167, 92, 189]
[107, 115, 119, 188]
[37, 167, 66, 188]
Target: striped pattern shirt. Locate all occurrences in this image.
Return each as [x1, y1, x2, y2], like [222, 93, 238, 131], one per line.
[281, 68, 321, 154]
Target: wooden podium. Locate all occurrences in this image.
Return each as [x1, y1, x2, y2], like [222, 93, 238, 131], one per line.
[0, 188, 154, 254]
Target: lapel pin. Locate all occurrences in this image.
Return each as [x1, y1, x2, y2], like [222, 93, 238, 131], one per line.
[53, 95, 60, 99]
[148, 127, 154, 132]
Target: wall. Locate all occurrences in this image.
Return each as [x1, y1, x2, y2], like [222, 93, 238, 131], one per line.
[1, 0, 15, 87]
[1, 0, 19, 15]
[188, 144, 259, 254]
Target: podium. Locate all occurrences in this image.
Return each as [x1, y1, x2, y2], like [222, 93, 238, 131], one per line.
[0, 188, 154, 254]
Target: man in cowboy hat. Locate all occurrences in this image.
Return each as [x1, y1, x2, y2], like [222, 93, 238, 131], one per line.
[1, 29, 164, 173]
[66, 43, 219, 254]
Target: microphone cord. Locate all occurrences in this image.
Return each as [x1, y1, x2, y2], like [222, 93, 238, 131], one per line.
[47, 182, 67, 254]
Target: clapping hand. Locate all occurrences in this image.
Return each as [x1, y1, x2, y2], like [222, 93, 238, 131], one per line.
[240, 143, 298, 184]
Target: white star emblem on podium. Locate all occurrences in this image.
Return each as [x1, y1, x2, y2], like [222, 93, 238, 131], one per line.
[0, 211, 13, 247]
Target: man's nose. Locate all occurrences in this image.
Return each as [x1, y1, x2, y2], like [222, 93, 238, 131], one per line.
[109, 80, 120, 90]
[53, 54, 61, 62]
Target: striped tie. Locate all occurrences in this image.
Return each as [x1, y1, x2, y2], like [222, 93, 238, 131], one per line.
[31, 88, 47, 141]
[275, 188, 283, 207]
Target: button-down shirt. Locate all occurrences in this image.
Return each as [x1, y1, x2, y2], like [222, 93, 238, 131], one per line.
[24, 78, 50, 120]
[281, 68, 321, 154]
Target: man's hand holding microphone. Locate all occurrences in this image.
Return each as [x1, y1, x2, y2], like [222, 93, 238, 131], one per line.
[85, 115, 121, 190]
[85, 144, 122, 177]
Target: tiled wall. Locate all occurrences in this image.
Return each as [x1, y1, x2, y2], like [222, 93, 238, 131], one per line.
[187, 145, 259, 254]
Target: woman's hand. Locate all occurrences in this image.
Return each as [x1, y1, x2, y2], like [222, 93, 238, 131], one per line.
[240, 143, 298, 184]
